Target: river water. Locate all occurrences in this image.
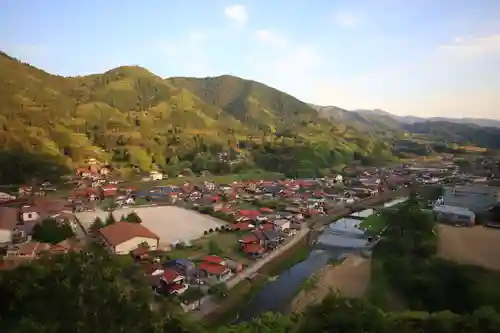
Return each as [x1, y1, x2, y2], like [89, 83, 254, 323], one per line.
[235, 196, 408, 322]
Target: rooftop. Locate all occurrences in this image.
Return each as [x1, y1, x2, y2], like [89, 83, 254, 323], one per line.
[433, 205, 475, 217]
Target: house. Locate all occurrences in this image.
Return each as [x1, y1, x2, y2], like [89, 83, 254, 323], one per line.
[50, 238, 81, 254]
[98, 221, 160, 254]
[161, 268, 188, 295]
[76, 167, 91, 178]
[198, 262, 232, 282]
[131, 243, 151, 260]
[0, 192, 15, 202]
[164, 259, 196, 276]
[272, 219, 291, 231]
[433, 205, 475, 227]
[149, 171, 163, 181]
[0, 207, 20, 245]
[6, 241, 51, 258]
[239, 234, 261, 245]
[101, 184, 118, 198]
[259, 230, 281, 249]
[203, 255, 226, 265]
[242, 243, 265, 257]
[443, 185, 500, 213]
[231, 222, 253, 231]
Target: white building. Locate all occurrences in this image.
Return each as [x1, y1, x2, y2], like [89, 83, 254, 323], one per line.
[272, 219, 291, 231]
[149, 171, 163, 181]
[433, 205, 475, 227]
[443, 185, 500, 213]
[98, 221, 160, 254]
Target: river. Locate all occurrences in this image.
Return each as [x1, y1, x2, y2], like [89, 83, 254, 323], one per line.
[234, 196, 408, 322]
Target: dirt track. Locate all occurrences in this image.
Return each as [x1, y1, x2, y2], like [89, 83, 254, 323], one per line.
[290, 254, 370, 313]
[438, 224, 500, 271]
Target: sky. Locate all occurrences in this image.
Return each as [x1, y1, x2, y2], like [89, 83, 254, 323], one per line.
[1, 0, 500, 120]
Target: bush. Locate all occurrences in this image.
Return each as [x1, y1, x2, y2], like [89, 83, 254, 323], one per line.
[208, 283, 228, 299]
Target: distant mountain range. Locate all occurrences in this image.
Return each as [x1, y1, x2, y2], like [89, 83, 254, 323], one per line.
[310, 104, 500, 129]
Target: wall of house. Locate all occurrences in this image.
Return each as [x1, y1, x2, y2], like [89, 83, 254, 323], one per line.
[114, 236, 159, 255]
[0, 229, 12, 245]
[22, 211, 40, 222]
[435, 212, 474, 226]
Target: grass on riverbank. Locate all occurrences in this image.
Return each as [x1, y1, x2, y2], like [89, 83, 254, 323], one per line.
[203, 240, 311, 326]
[265, 242, 310, 276]
[202, 276, 268, 327]
[359, 214, 387, 234]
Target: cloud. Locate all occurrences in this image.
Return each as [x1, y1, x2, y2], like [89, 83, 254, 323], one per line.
[223, 5, 248, 25]
[254, 29, 287, 46]
[331, 11, 363, 29]
[438, 33, 500, 63]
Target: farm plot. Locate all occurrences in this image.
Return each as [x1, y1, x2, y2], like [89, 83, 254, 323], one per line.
[438, 224, 500, 272]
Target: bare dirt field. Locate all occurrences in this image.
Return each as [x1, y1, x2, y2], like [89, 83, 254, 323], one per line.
[75, 206, 226, 248]
[290, 254, 371, 313]
[438, 224, 500, 271]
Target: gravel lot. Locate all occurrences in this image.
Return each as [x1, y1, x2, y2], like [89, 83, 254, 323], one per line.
[438, 224, 500, 271]
[75, 206, 226, 248]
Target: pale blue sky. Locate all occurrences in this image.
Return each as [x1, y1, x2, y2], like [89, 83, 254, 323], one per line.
[1, 0, 500, 119]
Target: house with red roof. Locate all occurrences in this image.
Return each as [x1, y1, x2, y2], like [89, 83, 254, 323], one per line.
[161, 268, 188, 295]
[101, 184, 118, 198]
[198, 262, 232, 282]
[242, 243, 265, 257]
[98, 221, 160, 255]
[198, 255, 232, 282]
[238, 210, 260, 218]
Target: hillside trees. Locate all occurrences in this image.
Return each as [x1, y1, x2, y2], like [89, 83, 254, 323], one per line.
[0, 244, 168, 333]
[0, 51, 401, 182]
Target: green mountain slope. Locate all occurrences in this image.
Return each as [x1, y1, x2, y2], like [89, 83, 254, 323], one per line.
[0, 51, 396, 181]
[309, 104, 402, 133]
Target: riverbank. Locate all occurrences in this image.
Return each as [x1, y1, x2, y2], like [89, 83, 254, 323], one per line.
[289, 254, 370, 313]
[202, 237, 311, 326]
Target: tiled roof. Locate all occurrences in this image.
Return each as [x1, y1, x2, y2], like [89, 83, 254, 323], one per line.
[0, 207, 19, 231]
[199, 262, 229, 275]
[98, 221, 159, 247]
[203, 255, 225, 265]
[162, 268, 182, 283]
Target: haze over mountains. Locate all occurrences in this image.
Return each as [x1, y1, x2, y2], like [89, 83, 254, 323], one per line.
[310, 104, 500, 129]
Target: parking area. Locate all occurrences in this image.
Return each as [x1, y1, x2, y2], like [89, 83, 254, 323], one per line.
[75, 206, 227, 248]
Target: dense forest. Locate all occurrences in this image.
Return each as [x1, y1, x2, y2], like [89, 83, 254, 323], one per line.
[3, 194, 500, 333]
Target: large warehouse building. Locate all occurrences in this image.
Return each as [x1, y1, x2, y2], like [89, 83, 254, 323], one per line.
[433, 205, 476, 227]
[442, 185, 500, 213]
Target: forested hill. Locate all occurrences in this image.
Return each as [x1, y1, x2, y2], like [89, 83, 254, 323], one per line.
[403, 121, 500, 150]
[0, 51, 394, 182]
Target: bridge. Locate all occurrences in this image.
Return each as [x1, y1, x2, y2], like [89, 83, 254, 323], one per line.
[310, 188, 410, 230]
